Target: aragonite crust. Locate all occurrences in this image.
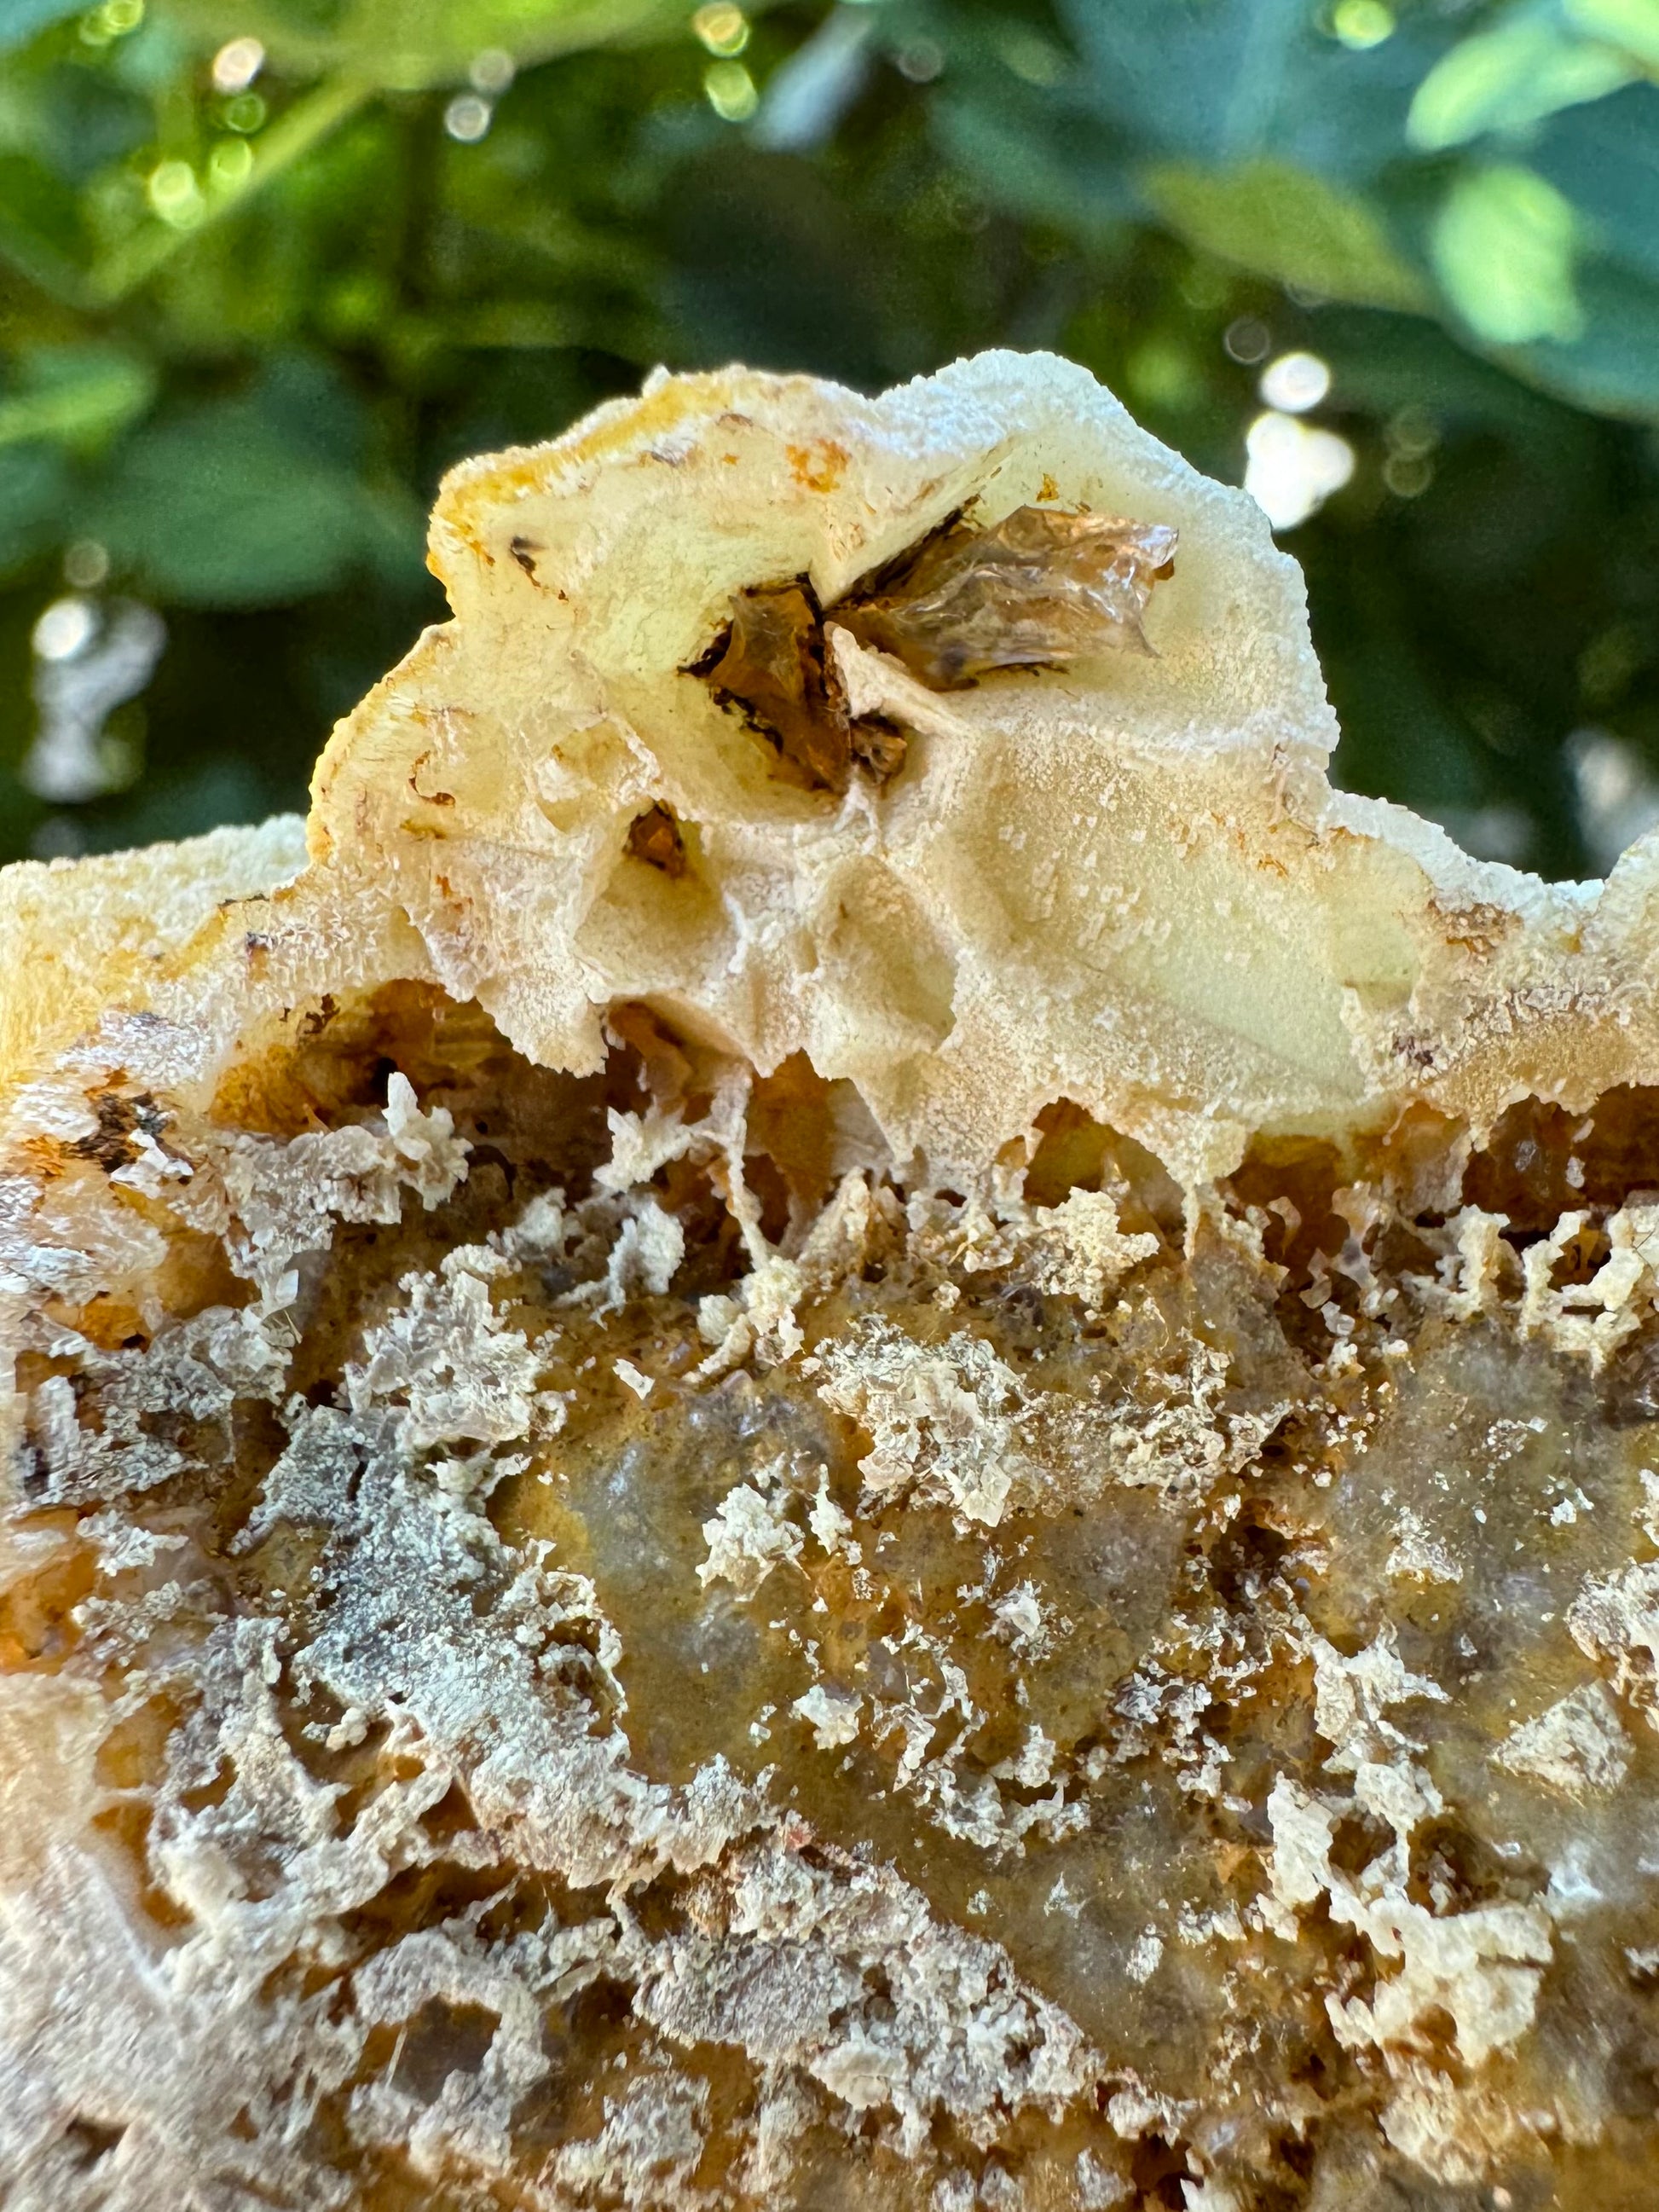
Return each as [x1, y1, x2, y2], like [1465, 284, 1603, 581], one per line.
[3, 352, 1659, 2211]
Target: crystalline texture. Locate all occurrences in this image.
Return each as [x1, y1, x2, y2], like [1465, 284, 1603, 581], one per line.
[697, 507, 1177, 793]
[3, 353, 1659, 2210]
[836, 504, 1178, 687]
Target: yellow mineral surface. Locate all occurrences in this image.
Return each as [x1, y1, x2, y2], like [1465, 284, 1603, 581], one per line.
[3, 353, 1659, 2210]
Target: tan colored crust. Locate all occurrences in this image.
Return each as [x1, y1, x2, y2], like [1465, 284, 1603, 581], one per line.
[0, 819, 308, 1097]
[5, 355, 1659, 2212]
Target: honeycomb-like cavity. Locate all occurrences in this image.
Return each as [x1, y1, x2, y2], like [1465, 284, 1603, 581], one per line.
[3, 355, 1659, 2210]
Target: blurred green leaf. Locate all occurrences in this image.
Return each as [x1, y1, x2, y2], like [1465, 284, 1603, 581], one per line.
[1532, 84, 1659, 281]
[1052, 0, 1448, 182]
[1566, 0, 1659, 71]
[0, 0, 86, 53]
[83, 356, 419, 604]
[930, 78, 1136, 234]
[1407, 12, 1634, 150]
[1142, 158, 1429, 311]
[0, 345, 156, 449]
[1431, 163, 1584, 345]
[0, 443, 72, 575]
[1513, 252, 1659, 413]
[0, 149, 90, 299]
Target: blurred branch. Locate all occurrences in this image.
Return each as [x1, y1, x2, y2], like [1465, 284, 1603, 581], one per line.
[159, 0, 698, 91]
[88, 75, 377, 304]
[0, 349, 156, 449]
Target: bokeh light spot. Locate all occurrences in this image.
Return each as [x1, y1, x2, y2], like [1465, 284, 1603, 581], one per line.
[1385, 406, 1439, 460]
[1223, 316, 1270, 364]
[469, 48, 516, 94]
[1383, 451, 1435, 499]
[693, 4, 750, 57]
[1258, 350, 1332, 414]
[704, 60, 759, 120]
[32, 598, 95, 665]
[1245, 410, 1356, 530]
[63, 541, 109, 592]
[209, 138, 255, 189]
[147, 159, 204, 227]
[444, 94, 494, 142]
[897, 39, 944, 82]
[79, 0, 142, 43]
[1332, 0, 1395, 49]
[1568, 728, 1659, 874]
[211, 35, 263, 93]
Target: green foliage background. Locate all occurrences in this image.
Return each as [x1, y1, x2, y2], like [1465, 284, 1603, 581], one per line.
[3, 0, 1659, 877]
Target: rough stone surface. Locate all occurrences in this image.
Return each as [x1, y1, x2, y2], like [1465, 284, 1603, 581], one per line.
[3, 353, 1659, 2209]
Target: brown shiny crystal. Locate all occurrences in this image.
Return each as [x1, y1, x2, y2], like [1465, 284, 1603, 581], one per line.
[697, 507, 1175, 790]
[698, 581, 856, 792]
[836, 504, 1178, 688]
[625, 801, 688, 877]
[697, 584, 910, 795]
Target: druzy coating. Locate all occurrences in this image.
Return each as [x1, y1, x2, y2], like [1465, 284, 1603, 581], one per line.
[5, 355, 1659, 2211]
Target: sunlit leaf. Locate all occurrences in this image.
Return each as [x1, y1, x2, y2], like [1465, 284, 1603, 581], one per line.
[1565, 0, 1659, 71]
[1142, 159, 1428, 312]
[1407, 14, 1634, 149]
[1431, 164, 1584, 345]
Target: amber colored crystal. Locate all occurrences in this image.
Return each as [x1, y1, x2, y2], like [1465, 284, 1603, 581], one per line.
[837, 505, 1178, 688]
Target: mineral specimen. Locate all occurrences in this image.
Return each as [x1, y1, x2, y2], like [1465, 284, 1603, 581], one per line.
[833, 502, 1177, 687]
[3, 352, 1659, 2211]
[696, 503, 1177, 793]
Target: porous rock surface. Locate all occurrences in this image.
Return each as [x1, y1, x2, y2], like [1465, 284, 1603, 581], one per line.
[3, 352, 1659, 2209]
